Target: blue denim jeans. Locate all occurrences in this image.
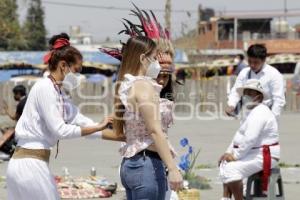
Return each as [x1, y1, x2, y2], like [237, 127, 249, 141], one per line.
[120, 153, 167, 200]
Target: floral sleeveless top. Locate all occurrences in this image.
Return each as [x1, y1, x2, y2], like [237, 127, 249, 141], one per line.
[119, 74, 175, 158]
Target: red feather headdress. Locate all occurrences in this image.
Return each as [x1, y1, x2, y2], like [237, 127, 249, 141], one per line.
[99, 3, 171, 62]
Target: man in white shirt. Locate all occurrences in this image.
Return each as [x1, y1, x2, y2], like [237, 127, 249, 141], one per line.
[225, 44, 286, 119]
[219, 79, 280, 200]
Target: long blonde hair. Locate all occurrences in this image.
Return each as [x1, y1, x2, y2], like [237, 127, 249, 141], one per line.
[114, 36, 157, 136]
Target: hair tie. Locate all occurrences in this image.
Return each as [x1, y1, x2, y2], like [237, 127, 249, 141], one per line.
[43, 38, 70, 64]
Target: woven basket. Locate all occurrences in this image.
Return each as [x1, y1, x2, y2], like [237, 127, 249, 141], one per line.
[177, 189, 200, 200]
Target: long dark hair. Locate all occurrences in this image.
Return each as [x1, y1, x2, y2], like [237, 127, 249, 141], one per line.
[160, 74, 174, 101]
[114, 36, 157, 137]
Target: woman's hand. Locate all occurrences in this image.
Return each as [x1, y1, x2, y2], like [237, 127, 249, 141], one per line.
[168, 168, 183, 191]
[81, 116, 113, 137]
[98, 116, 114, 130]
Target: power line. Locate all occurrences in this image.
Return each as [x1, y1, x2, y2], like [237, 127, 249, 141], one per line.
[42, 1, 197, 13]
[42, 1, 300, 14]
[222, 8, 300, 13]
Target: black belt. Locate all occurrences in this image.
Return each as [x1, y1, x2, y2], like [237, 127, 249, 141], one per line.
[137, 149, 161, 160]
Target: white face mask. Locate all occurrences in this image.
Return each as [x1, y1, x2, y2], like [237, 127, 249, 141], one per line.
[242, 95, 252, 105]
[145, 58, 161, 79]
[62, 68, 81, 90]
[234, 58, 240, 63]
[242, 95, 258, 110]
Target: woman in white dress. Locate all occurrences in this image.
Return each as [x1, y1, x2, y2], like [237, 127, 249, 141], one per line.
[6, 33, 114, 200]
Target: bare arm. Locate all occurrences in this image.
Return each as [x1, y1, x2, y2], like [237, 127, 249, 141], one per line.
[3, 101, 17, 121]
[133, 80, 182, 191]
[102, 129, 126, 142]
[80, 122, 108, 137]
[6, 111, 17, 121]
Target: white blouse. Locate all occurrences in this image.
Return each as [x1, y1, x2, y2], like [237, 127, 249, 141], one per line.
[15, 78, 100, 149]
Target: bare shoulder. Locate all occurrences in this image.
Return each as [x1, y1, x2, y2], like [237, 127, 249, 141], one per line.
[132, 80, 158, 102]
[132, 79, 155, 93]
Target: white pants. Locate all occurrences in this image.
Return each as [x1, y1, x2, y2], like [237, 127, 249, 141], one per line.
[219, 155, 278, 184]
[6, 158, 60, 200]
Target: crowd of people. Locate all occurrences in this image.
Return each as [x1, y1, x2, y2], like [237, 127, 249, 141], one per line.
[0, 5, 287, 200]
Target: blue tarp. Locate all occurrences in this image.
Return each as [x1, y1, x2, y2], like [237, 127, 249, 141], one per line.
[0, 50, 189, 82]
[0, 69, 41, 82]
[0, 50, 187, 66]
[0, 51, 120, 66]
[86, 74, 107, 83]
[174, 49, 189, 64]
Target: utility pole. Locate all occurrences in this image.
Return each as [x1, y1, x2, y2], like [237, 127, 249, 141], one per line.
[234, 18, 238, 49]
[165, 0, 171, 33]
[198, 4, 202, 24]
[284, 0, 287, 20]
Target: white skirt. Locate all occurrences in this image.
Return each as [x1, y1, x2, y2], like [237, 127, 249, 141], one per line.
[6, 158, 60, 200]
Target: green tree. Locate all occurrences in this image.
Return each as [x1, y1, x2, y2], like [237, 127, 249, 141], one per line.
[0, 0, 26, 50]
[23, 0, 47, 50]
